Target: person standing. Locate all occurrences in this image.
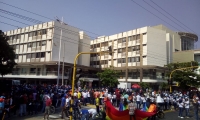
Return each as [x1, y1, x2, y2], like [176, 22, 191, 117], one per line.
[95, 95, 100, 114]
[128, 99, 136, 120]
[136, 94, 141, 109]
[193, 97, 199, 120]
[184, 97, 190, 118]
[44, 96, 52, 120]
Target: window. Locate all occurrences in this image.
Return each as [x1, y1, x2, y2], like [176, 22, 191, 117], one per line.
[16, 45, 19, 49]
[128, 47, 132, 52]
[128, 36, 132, 41]
[15, 54, 18, 59]
[118, 39, 122, 43]
[41, 52, 45, 57]
[9, 36, 12, 40]
[32, 31, 37, 36]
[96, 43, 100, 47]
[41, 41, 46, 46]
[122, 38, 126, 43]
[42, 29, 47, 35]
[133, 35, 136, 40]
[31, 53, 36, 58]
[32, 42, 36, 47]
[28, 32, 32, 37]
[135, 45, 140, 50]
[36, 41, 41, 47]
[118, 48, 122, 53]
[27, 43, 32, 48]
[36, 53, 40, 58]
[128, 57, 131, 62]
[30, 68, 36, 72]
[12, 35, 16, 40]
[37, 30, 42, 36]
[27, 54, 31, 59]
[132, 57, 135, 62]
[136, 57, 140, 62]
[122, 58, 126, 63]
[117, 59, 121, 63]
[136, 34, 140, 39]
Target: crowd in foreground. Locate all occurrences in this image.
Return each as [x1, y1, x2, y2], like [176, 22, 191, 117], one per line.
[0, 84, 200, 120]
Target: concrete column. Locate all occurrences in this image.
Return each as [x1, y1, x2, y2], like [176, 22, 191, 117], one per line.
[140, 34, 143, 83]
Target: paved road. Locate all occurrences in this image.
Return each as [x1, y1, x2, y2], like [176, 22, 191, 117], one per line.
[4, 105, 200, 120]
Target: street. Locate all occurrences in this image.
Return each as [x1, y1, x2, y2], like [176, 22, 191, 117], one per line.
[6, 105, 200, 120]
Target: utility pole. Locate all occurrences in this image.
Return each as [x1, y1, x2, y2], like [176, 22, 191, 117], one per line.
[62, 43, 65, 85]
[57, 17, 63, 86]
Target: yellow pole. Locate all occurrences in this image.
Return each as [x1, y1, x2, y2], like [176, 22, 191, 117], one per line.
[69, 51, 111, 120]
[169, 66, 198, 93]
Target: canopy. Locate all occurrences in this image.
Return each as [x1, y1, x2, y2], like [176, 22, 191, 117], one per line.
[132, 84, 140, 89]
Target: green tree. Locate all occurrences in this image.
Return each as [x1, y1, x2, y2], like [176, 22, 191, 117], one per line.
[0, 30, 16, 77]
[139, 82, 150, 90]
[97, 66, 119, 87]
[160, 82, 169, 90]
[165, 61, 200, 89]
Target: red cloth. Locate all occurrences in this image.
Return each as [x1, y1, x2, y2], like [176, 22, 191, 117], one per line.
[105, 100, 156, 120]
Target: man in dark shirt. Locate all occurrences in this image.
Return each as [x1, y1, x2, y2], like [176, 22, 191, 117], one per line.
[44, 96, 52, 120]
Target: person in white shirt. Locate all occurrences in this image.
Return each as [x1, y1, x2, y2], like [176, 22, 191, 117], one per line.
[184, 97, 190, 118]
[82, 91, 88, 106]
[87, 90, 90, 104]
[88, 108, 97, 118]
[112, 92, 117, 106]
[74, 91, 78, 97]
[178, 99, 184, 118]
[136, 94, 141, 109]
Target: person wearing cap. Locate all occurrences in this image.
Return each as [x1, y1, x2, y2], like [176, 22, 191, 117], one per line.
[43, 96, 52, 120]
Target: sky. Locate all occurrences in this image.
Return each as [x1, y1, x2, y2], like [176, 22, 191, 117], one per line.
[0, 0, 200, 47]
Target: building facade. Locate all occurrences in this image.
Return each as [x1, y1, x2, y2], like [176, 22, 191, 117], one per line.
[90, 25, 198, 86]
[3, 21, 96, 84]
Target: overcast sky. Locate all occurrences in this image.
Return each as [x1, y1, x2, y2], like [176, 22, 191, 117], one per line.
[0, 0, 199, 47]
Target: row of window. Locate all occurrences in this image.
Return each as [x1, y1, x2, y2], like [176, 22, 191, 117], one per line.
[15, 52, 46, 59]
[90, 57, 141, 65]
[91, 34, 143, 49]
[11, 40, 47, 49]
[118, 57, 140, 63]
[8, 29, 47, 40]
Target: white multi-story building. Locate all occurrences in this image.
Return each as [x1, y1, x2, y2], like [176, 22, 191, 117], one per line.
[90, 24, 198, 87]
[3, 20, 92, 84]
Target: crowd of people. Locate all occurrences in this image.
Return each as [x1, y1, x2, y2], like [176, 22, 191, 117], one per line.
[0, 83, 200, 120]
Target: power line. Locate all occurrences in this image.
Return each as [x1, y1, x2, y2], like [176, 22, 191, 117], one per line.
[149, 0, 197, 34]
[0, 1, 101, 37]
[142, 0, 191, 33]
[130, 0, 184, 32]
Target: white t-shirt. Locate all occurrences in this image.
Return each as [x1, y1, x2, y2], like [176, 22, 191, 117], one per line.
[74, 92, 77, 97]
[82, 92, 88, 98]
[136, 95, 141, 101]
[184, 100, 189, 108]
[88, 109, 97, 116]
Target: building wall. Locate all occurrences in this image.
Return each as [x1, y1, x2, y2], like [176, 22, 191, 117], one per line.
[146, 27, 167, 67]
[5, 21, 54, 63]
[78, 31, 90, 66]
[173, 50, 194, 63]
[52, 21, 79, 64]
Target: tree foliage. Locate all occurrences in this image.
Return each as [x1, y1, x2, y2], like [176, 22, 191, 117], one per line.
[165, 61, 200, 89]
[139, 82, 150, 90]
[0, 30, 16, 77]
[97, 66, 119, 87]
